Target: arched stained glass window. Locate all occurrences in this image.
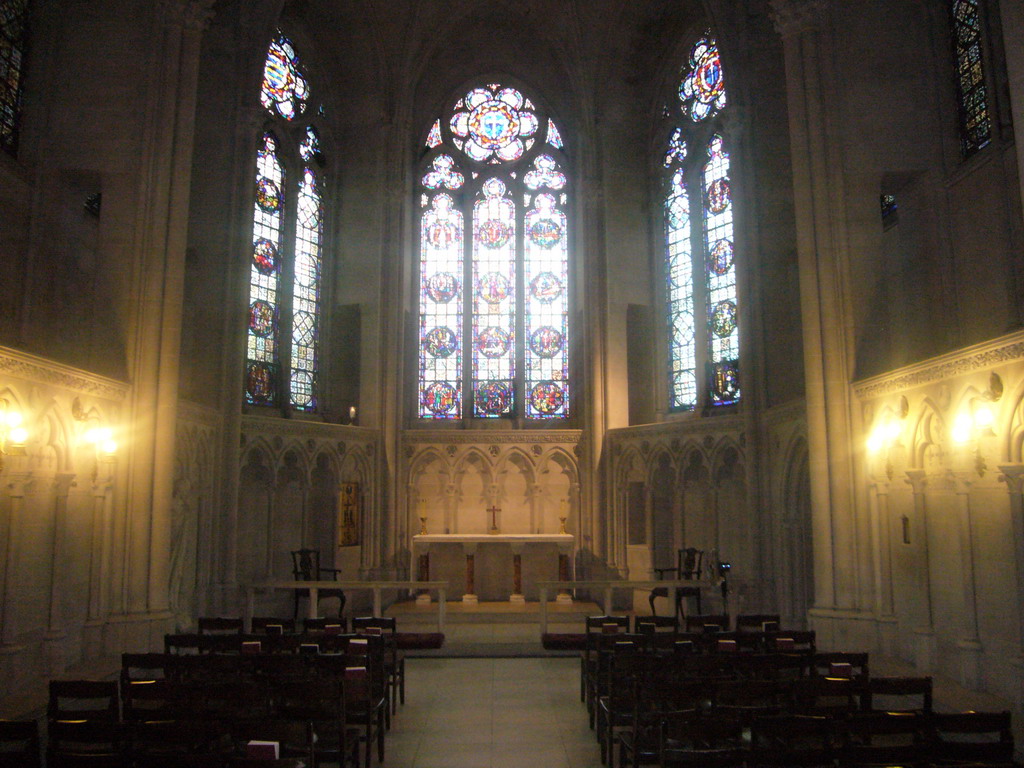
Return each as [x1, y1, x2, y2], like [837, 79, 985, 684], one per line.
[0, 0, 31, 156]
[246, 31, 326, 411]
[950, 0, 992, 157]
[663, 34, 740, 412]
[418, 82, 570, 421]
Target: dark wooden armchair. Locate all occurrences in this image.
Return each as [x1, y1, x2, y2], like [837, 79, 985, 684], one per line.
[649, 547, 704, 619]
[290, 548, 347, 620]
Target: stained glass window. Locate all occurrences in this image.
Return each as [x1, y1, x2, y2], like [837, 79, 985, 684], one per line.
[663, 33, 740, 412]
[0, 0, 30, 155]
[261, 33, 308, 120]
[247, 33, 326, 411]
[418, 83, 570, 421]
[950, 0, 991, 157]
[247, 132, 284, 406]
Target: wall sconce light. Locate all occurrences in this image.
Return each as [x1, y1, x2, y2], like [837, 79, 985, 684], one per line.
[85, 426, 117, 461]
[867, 401, 907, 480]
[952, 374, 1001, 476]
[0, 399, 28, 471]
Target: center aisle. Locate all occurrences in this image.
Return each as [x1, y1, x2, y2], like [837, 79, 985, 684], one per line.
[386, 657, 601, 768]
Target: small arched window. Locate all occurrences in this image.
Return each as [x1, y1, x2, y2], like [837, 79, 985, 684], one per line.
[245, 32, 326, 411]
[662, 34, 739, 412]
[0, 0, 31, 156]
[417, 83, 570, 421]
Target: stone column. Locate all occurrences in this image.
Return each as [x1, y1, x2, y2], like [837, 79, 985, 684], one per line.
[867, 476, 897, 653]
[84, 478, 114, 657]
[43, 473, 76, 673]
[998, 464, 1024, 711]
[557, 542, 573, 605]
[905, 469, 935, 671]
[125, 0, 213, 631]
[949, 471, 982, 687]
[0, 473, 32, 647]
[510, 544, 525, 604]
[772, 0, 860, 622]
[1000, 2, 1024, 212]
[462, 543, 477, 605]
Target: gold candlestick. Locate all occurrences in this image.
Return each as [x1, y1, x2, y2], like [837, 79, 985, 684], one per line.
[559, 516, 567, 534]
[419, 516, 428, 535]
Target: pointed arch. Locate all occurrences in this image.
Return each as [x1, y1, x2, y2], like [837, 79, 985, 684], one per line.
[660, 29, 739, 412]
[416, 78, 572, 422]
[910, 398, 948, 472]
[246, 28, 330, 412]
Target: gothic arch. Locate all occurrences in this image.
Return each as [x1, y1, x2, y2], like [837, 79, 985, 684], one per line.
[910, 398, 947, 473]
[36, 399, 71, 474]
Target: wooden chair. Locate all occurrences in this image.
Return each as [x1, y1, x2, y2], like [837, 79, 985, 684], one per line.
[48, 680, 120, 723]
[649, 548, 704, 620]
[252, 617, 296, 635]
[0, 719, 41, 768]
[274, 678, 360, 768]
[684, 614, 730, 634]
[811, 651, 869, 680]
[352, 615, 405, 713]
[837, 712, 928, 767]
[128, 719, 228, 766]
[862, 676, 932, 714]
[634, 615, 678, 634]
[302, 616, 348, 634]
[46, 720, 127, 768]
[749, 713, 836, 767]
[926, 711, 1015, 765]
[735, 614, 781, 634]
[658, 711, 747, 768]
[197, 617, 244, 635]
[290, 548, 346, 620]
[581, 615, 630, 706]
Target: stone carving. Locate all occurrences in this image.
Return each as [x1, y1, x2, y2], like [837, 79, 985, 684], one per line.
[769, 0, 830, 39]
[0, 350, 127, 400]
[854, 334, 1024, 400]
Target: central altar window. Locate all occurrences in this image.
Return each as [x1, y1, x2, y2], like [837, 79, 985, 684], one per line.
[417, 83, 571, 421]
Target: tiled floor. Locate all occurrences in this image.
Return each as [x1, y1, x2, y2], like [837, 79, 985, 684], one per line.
[385, 657, 601, 768]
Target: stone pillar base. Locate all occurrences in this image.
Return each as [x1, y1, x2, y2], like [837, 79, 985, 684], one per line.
[461, 593, 478, 605]
[956, 639, 983, 689]
[415, 593, 432, 605]
[913, 628, 936, 673]
[556, 593, 573, 605]
[509, 593, 526, 604]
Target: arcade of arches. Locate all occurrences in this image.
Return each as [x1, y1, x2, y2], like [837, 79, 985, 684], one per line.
[2, 0, 1024, 726]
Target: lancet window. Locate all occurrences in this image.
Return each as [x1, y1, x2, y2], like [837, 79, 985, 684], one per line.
[949, 0, 992, 157]
[662, 34, 739, 412]
[246, 32, 326, 411]
[0, 0, 31, 156]
[418, 83, 570, 421]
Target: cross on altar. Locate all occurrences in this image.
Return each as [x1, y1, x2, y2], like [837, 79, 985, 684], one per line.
[487, 504, 501, 533]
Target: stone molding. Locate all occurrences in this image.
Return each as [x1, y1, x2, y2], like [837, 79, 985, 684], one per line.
[769, 0, 830, 39]
[0, 346, 128, 401]
[403, 430, 582, 446]
[606, 414, 744, 443]
[241, 413, 377, 443]
[853, 330, 1024, 400]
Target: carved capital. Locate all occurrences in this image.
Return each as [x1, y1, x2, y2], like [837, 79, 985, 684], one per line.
[4, 473, 33, 498]
[868, 476, 891, 494]
[160, 0, 216, 31]
[999, 464, 1024, 495]
[904, 469, 929, 495]
[948, 470, 974, 495]
[52, 473, 76, 498]
[770, 0, 830, 39]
